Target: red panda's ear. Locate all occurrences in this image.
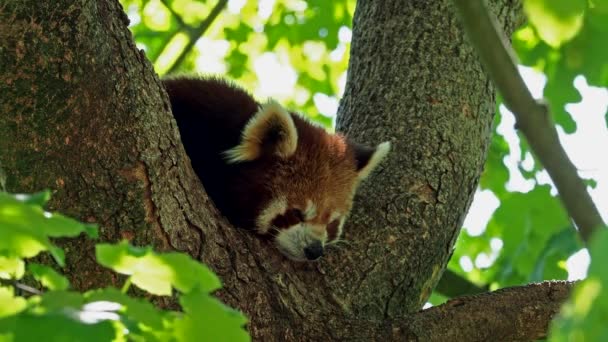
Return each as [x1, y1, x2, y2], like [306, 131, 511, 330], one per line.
[352, 141, 391, 180]
[224, 100, 298, 163]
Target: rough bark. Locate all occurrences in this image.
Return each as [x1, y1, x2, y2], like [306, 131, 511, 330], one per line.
[0, 0, 567, 341]
[289, 281, 573, 341]
[0, 0, 208, 304]
[336, 0, 522, 317]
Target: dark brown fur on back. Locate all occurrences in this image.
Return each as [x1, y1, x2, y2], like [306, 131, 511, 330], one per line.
[163, 77, 268, 228]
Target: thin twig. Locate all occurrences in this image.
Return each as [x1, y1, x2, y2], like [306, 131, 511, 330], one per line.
[152, 0, 192, 64]
[166, 0, 229, 75]
[1, 279, 43, 296]
[14, 281, 42, 295]
[452, 0, 605, 243]
[160, 0, 187, 28]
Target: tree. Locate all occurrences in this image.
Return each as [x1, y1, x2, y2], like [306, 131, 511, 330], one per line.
[1, 0, 605, 340]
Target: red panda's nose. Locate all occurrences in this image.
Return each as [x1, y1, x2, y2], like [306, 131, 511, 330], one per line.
[304, 241, 324, 260]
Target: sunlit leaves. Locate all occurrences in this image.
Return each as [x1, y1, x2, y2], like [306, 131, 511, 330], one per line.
[122, 0, 353, 128]
[514, 2, 608, 132]
[143, 0, 172, 31]
[96, 241, 221, 296]
[0, 191, 249, 340]
[543, 65, 580, 133]
[0, 256, 25, 280]
[85, 288, 165, 330]
[174, 290, 250, 342]
[28, 264, 70, 291]
[487, 186, 571, 285]
[155, 32, 190, 75]
[523, 0, 586, 48]
[449, 183, 577, 290]
[0, 191, 97, 266]
[550, 228, 608, 341]
[0, 287, 26, 318]
[530, 227, 581, 282]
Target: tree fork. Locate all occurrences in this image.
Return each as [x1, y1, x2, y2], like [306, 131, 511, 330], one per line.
[0, 0, 567, 340]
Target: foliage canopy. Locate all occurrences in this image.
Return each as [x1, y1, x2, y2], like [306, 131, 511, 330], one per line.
[0, 191, 249, 341]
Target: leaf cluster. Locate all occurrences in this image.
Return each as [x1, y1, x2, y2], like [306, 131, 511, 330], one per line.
[0, 191, 249, 341]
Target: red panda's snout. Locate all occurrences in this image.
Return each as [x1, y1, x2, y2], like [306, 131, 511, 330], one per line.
[253, 196, 343, 260]
[276, 225, 325, 261]
[269, 203, 346, 261]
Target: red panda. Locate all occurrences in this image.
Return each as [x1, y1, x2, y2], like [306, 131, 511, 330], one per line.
[163, 76, 390, 261]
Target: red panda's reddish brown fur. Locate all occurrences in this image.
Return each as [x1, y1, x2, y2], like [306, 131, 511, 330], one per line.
[163, 76, 390, 261]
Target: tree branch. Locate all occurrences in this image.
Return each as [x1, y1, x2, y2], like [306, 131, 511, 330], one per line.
[399, 281, 572, 341]
[0, 279, 43, 296]
[297, 281, 573, 341]
[160, 0, 187, 28]
[452, 0, 605, 243]
[165, 0, 228, 75]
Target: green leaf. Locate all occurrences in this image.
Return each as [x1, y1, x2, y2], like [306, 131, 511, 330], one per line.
[0, 256, 25, 280]
[0, 287, 26, 318]
[543, 65, 580, 133]
[550, 228, 608, 341]
[225, 49, 248, 79]
[28, 264, 70, 291]
[485, 186, 571, 286]
[86, 287, 164, 329]
[530, 227, 582, 281]
[37, 291, 85, 312]
[174, 290, 249, 342]
[1, 290, 123, 340]
[428, 291, 448, 306]
[512, 24, 551, 69]
[524, 0, 586, 47]
[479, 115, 510, 195]
[11, 191, 51, 207]
[96, 241, 221, 295]
[224, 24, 253, 44]
[0, 192, 98, 266]
[0, 311, 117, 342]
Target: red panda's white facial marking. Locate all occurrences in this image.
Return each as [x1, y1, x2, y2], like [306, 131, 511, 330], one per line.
[255, 196, 287, 234]
[304, 200, 317, 220]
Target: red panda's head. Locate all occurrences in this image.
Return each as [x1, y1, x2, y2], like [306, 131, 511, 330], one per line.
[224, 100, 390, 261]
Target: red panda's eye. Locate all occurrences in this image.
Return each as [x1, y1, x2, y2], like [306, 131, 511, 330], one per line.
[271, 208, 304, 228]
[327, 219, 340, 240]
[286, 208, 305, 223]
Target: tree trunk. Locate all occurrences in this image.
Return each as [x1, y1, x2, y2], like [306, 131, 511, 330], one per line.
[0, 0, 207, 304]
[1, 0, 558, 341]
[335, 0, 523, 317]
